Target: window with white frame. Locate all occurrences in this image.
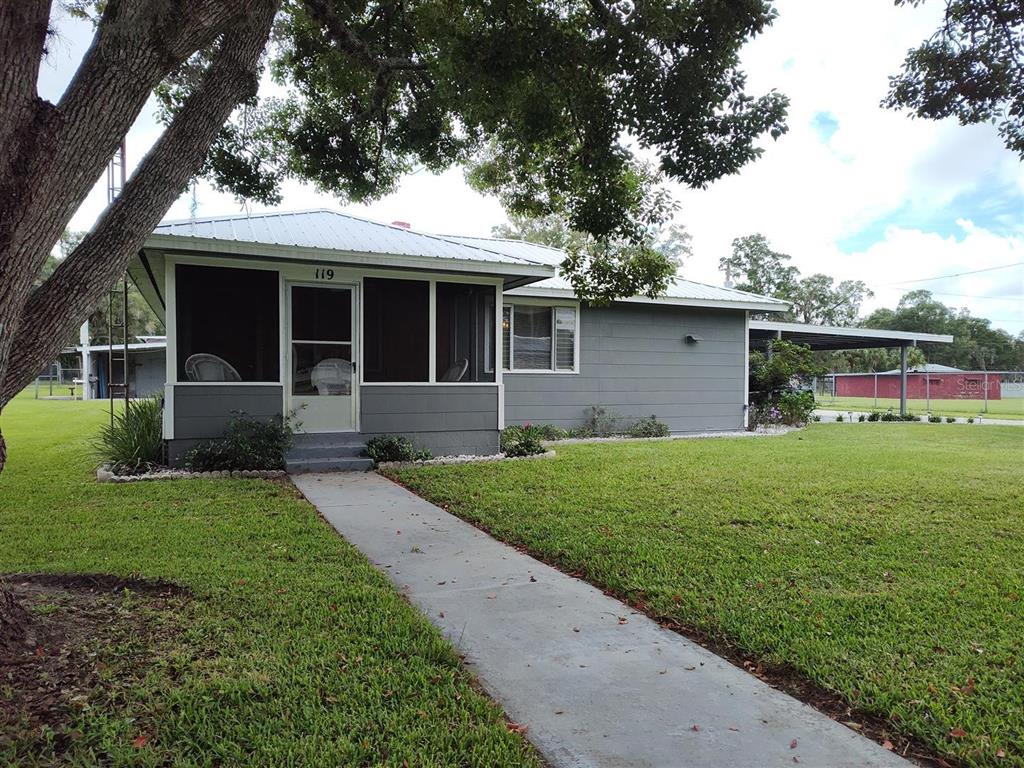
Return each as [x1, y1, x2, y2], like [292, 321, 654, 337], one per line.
[502, 303, 578, 372]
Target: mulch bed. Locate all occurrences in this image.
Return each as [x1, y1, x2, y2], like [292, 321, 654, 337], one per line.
[0, 573, 187, 760]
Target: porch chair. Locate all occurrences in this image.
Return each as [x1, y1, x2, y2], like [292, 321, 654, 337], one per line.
[311, 358, 353, 395]
[184, 353, 242, 382]
[439, 357, 469, 382]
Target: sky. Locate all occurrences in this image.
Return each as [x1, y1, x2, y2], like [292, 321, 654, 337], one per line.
[40, 1, 1024, 335]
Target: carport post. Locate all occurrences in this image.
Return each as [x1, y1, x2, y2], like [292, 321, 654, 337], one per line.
[899, 344, 908, 416]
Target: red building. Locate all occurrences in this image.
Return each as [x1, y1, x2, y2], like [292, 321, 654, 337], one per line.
[834, 366, 1001, 400]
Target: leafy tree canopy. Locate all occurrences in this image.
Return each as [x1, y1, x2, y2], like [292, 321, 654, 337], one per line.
[493, 210, 694, 302]
[153, 0, 788, 302]
[885, 0, 1024, 158]
[720, 233, 873, 324]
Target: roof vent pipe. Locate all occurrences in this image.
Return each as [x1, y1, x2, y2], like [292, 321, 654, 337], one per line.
[391, 220, 411, 229]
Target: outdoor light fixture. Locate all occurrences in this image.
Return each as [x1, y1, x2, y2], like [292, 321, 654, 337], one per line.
[684, 334, 702, 344]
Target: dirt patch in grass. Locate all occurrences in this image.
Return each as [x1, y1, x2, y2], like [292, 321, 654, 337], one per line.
[0, 573, 187, 760]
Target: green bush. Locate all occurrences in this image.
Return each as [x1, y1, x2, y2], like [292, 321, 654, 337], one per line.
[581, 405, 620, 436]
[967, 417, 975, 423]
[776, 390, 816, 425]
[183, 411, 294, 471]
[858, 414, 866, 422]
[500, 425, 546, 457]
[365, 435, 432, 464]
[533, 424, 570, 440]
[811, 414, 822, 422]
[928, 415, 942, 423]
[867, 411, 882, 422]
[946, 416, 956, 423]
[95, 396, 164, 474]
[626, 415, 670, 438]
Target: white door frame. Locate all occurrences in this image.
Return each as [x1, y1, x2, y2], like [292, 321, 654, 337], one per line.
[285, 281, 359, 433]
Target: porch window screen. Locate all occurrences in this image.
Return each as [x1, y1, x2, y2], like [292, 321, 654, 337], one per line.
[502, 304, 577, 372]
[363, 277, 429, 382]
[175, 264, 279, 382]
[435, 283, 496, 383]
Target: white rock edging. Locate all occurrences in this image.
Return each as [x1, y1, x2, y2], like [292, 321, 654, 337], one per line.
[376, 450, 556, 471]
[97, 466, 287, 483]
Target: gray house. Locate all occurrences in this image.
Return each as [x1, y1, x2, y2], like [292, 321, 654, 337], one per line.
[128, 209, 788, 467]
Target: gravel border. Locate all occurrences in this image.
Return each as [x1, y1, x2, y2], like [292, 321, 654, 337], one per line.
[546, 426, 797, 445]
[97, 467, 287, 483]
[376, 450, 556, 471]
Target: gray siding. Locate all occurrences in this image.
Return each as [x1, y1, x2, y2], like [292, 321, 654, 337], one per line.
[504, 304, 746, 433]
[169, 384, 283, 463]
[361, 385, 499, 455]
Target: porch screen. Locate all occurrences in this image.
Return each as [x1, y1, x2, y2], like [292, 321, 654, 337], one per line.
[175, 264, 279, 382]
[435, 282, 496, 383]
[363, 277, 429, 382]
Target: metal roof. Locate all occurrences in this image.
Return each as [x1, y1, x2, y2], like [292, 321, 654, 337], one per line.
[749, 320, 954, 351]
[439, 234, 565, 267]
[507, 274, 791, 312]
[152, 209, 551, 269]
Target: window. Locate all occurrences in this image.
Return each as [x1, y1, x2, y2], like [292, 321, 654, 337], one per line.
[435, 282, 495, 382]
[176, 264, 279, 382]
[502, 303, 578, 372]
[363, 277, 429, 382]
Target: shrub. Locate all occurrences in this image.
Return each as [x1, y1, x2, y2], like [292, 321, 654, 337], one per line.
[835, 414, 844, 422]
[534, 424, 570, 441]
[811, 414, 822, 422]
[95, 396, 164, 474]
[946, 416, 956, 423]
[866, 411, 882, 422]
[857, 414, 866, 422]
[928, 415, 942, 423]
[776, 390, 816, 425]
[500, 424, 546, 457]
[903, 413, 919, 422]
[967, 417, 975, 424]
[365, 435, 432, 464]
[183, 410, 295, 471]
[627, 415, 670, 438]
[581, 405, 620, 437]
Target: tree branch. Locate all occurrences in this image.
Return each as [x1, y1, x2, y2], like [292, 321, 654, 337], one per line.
[1, 1, 279, 406]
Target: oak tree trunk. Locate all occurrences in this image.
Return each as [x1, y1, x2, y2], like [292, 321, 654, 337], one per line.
[0, 1, 279, 476]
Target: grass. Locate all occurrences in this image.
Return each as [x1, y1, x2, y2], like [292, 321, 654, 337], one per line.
[816, 395, 1024, 420]
[0, 393, 538, 767]
[388, 425, 1024, 767]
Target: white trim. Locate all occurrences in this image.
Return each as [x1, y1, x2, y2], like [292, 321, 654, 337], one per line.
[359, 382, 500, 388]
[508, 285, 788, 313]
[162, 383, 174, 440]
[145, 234, 553, 280]
[171, 381, 284, 387]
[501, 300, 581, 374]
[165, 258, 176, 385]
[743, 311, 750, 430]
[428, 278, 437, 383]
[285, 280, 358, 432]
[749, 319, 954, 344]
[496, 284, 505, 431]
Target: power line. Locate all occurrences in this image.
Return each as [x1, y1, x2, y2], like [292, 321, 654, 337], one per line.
[885, 261, 1024, 286]
[927, 291, 1024, 301]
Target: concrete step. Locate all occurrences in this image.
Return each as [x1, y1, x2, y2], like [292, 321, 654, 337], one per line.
[287, 443, 366, 460]
[286, 456, 375, 474]
[291, 432, 366, 448]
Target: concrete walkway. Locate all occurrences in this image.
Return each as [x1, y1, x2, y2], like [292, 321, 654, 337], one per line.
[293, 472, 909, 768]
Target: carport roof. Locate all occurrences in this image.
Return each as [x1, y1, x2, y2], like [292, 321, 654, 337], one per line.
[749, 320, 954, 351]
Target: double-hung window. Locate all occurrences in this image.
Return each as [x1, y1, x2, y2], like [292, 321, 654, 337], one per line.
[502, 303, 578, 373]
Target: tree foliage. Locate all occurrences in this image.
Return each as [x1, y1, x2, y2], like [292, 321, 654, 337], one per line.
[885, 0, 1024, 158]
[493, 208, 694, 303]
[720, 233, 873, 324]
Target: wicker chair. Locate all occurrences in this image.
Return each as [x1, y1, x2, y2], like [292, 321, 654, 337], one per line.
[184, 353, 241, 382]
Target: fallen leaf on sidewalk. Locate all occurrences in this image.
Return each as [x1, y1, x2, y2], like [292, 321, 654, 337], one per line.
[790, 739, 798, 749]
[691, 724, 701, 732]
[882, 740, 894, 751]
[507, 722, 528, 735]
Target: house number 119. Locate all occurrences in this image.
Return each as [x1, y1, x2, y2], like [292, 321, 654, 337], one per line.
[315, 268, 335, 280]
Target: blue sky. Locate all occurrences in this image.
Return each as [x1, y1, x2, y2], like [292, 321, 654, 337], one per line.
[43, 1, 1024, 334]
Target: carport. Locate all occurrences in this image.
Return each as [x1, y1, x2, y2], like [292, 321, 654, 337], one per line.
[749, 320, 954, 416]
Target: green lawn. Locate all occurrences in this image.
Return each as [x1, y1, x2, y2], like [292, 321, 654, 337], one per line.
[817, 395, 1024, 420]
[389, 425, 1024, 767]
[0, 394, 537, 767]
